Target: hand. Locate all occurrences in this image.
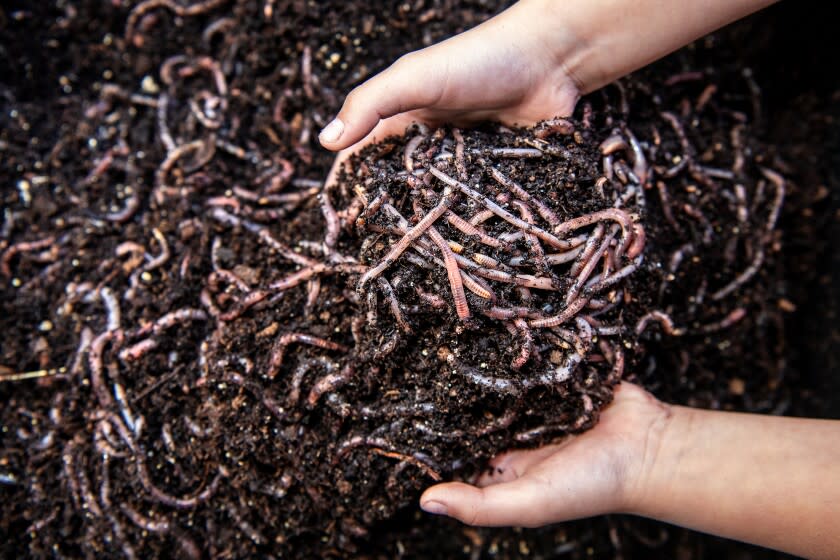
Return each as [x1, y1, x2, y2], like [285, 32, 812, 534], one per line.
[318, 0, 583, 185]
[319, 0, 777, 185]
[419, 382, 673, 527]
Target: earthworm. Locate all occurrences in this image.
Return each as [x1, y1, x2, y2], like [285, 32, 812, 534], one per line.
[426, 226, 471, 320]
[534, 117, 574, 139]
[183, 416, 214, 438]
[570, 224, 604, 277]
[74, 454, 103, 518]
[482, 305, 533, 320]
[566, 228, 616, 304]
[411, 420, 464, 440]
[358, 189, 453, 288]
[711, 247, 764, 300]
[681, 203, 714, 244]
[319, 191, 341, 248]
[511, 318, 534, 370]
[656, 181, 681, 231]
[267, 265, 325, 292]
[626, 223, 646, 259]
[624, 127, 648, 184]
[445, 211, 503, 248]
[603, 154, 615, 181]
[635, 311, 685, 337]
[357, 190, 389, 227]
[430, 167, 577, 250]
[734, 184, 749, 223]
[415, 286, 446, 308]
[305, 278, 322, 311]
[584, 263, 638, 295]
[286, 361, 314, 406]
[696, 308, 747, 334]
[69, 327, 94, 376]
[511, 200, 548, 271]
[369, 448, 442, 481]
[264, 159, 295, 193]
[510, 246, 584, 266]
[200, 289, 222, 318]
[607, 346, 625, 382]
[664, 70, 704, 86]
[126, 0, 229, 43]
[660, 111, 692, 157]
[452, 361, 522, 394]
[202, 16, 236, 44]
[554, 209, 633, 255]
[742, 68, 762, 124]
[266, 333, 349, 378]
[155, 139, 214, 193]
[599, 134, 628, 156]
[760, 167, 785, 234]
[301, 45, 314, 99]
[136, 457, 226, 510]
[120, 503, 170, 533]
[485, 147, 543, 158]
[378, 278, 411, 333]
[489, 166, 559, 225]
[104, 189, 141, 223]
[119, 338, 159, 362]
[529, 296, 588, 328]
[89, 331, 118, 409]
[100, 287, 122, 332]
[452, 128, 467, 180]
[513, 423, 572, 443]
[404, 134, 426, 172]
[148, 308, 207, 335]
[469, 209, 495, 226]
[449, 251, 555, 290]
[731, 124, 746, 174]
[307, 364, 356, 406]
[1, 235, 56, 277]
[156, 93, 176, 152]
[695, 165, 735, 181]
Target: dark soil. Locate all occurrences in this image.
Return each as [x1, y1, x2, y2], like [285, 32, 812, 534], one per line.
[1, 1, 838, 559]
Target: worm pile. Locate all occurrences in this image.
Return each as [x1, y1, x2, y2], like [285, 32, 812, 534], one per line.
[0, 1, 794, 558]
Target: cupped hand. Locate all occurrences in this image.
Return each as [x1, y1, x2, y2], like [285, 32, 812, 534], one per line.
[318, 0, 583, 184]
[419, 382, 673, 527]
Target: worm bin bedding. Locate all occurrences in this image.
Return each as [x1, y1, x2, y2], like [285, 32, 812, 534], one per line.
[1, 1, 832, 558]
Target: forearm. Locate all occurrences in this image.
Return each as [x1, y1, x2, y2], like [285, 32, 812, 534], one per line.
[626, 405, 840, 559]
[525, 0, 778, 93]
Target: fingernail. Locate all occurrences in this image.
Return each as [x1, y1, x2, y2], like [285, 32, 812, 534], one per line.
[319, 118, 344, 144]
[420, 500, 448, 516]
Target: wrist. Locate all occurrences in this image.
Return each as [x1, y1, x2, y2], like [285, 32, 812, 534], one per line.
[616, 397, 686, 516]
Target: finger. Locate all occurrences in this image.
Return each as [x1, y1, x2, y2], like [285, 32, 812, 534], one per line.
[318, 51, 444, 150]
[420, 479, 554, 528]
[477, 442, 569, 487]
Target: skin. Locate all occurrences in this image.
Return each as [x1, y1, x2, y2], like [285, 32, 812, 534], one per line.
[318, 0, 840, 557]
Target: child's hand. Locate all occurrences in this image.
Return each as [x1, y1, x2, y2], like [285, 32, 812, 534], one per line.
[418, 383, 672, 527]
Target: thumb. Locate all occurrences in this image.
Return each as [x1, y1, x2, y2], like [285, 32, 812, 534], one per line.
[419, 479, 553, 528]
[318, 52, 444, 151]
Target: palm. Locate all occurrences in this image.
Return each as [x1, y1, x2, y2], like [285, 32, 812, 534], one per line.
[419, 383, 672, 527]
